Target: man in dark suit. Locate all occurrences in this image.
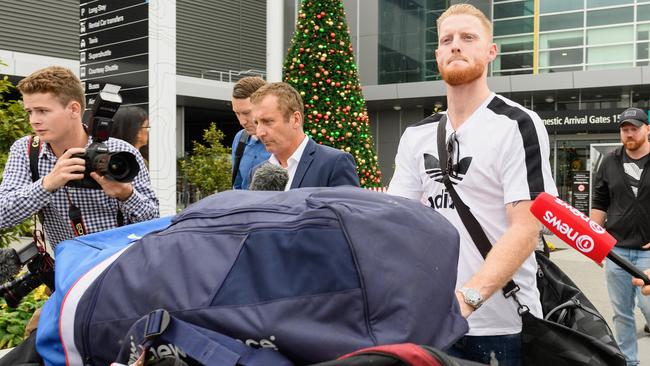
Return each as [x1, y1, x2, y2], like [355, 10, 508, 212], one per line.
[249, 82, 359, 189]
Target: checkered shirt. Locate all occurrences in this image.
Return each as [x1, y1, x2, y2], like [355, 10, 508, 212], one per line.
[0, 136, 159, 248]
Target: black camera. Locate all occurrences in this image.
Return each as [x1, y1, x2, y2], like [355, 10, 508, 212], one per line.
[0, 241, 54, 308]
[68, 84, 140, 189]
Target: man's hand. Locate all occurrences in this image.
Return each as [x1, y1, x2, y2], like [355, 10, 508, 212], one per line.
[632, 269, 650, 296]
[90, 172, 133, 201]
[42, 148, 87, 192]
[642, 242, 650, 250]
[455, 291, 474, 318]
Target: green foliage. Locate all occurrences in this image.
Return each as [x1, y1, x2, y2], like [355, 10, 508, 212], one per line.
[179, 123, 232, 195]
[0, 285, 49, 349]
[283, 0, 382, 187]
[0, 67, 33, 248]
[0, 221, 33, 249]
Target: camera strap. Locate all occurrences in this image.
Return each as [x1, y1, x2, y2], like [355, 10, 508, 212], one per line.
[64, 189, 88, 237]
[28, 136, 46, 223]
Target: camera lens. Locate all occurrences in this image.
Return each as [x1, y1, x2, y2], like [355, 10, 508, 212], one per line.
[93, 151, 140, 183]
[108, 155, 129, 180]
[106, 152, 139, 182]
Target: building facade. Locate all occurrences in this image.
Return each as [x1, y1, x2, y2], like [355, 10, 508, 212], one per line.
[1, 0, 648, 208]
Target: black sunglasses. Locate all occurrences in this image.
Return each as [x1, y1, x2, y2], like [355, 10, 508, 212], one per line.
[446, 131, 460, 179]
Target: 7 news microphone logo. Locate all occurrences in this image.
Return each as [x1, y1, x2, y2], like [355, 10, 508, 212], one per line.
[541, 198, 607, 254]
[542, 210, 595, 253]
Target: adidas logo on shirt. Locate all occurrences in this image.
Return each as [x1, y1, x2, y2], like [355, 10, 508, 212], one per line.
[427, 188, 455, 209]
[423, 153, 472, 184]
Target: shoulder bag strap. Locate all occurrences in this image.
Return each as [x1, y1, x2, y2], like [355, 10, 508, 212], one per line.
[231, 130, 249, 185]
[436, 116, 522, 301]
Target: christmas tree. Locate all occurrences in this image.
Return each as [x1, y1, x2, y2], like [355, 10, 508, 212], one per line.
[283, 0, 382, 187]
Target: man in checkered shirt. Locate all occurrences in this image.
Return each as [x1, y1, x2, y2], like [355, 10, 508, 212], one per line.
[0, 66, 159, 247]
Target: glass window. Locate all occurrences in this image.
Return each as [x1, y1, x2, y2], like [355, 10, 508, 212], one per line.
[587, 7, 633, 27]
[633, 87, 650, 107]
[539, 48, 583, 67]
[587, 0, 633, 8]
[638, 42, 650, 62]
[494, 17, 534, 36]
[539, 30, 583, 49]
[427, 0, 448, 8]
[497, 52, 534, 70]
[639, 5, 650, 22]
[587, 44, 634, 63]
[540, 0, 583, 14]
[587, 25, 633, 45]
[494, 1, 534, 19]
[424, 60, 440, 81]
[638, 24, 650, 42]
[586, 62, 634, 70]
[539, 65, 584, 73]
[378, 0, 428, 84]
[540, 13, 584, 32]
[493, 69, 533, 76]
[495, 35, 534, 52]
[425, 28, 437, 43]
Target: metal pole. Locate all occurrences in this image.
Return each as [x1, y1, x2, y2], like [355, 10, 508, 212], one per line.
[266, 0, 284, 81]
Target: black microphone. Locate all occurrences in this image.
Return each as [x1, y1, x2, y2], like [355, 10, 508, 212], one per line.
[0, 241, 40, 283]
[249, 163, 289, 191]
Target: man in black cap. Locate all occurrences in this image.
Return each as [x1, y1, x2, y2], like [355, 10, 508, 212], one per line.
[590, 107, 650, 366]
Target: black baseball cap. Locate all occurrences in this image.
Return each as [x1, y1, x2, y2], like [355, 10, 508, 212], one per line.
[619, 107, 649, 128]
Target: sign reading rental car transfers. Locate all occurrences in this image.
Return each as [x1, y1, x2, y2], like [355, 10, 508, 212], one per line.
[80, 0, 148, 107]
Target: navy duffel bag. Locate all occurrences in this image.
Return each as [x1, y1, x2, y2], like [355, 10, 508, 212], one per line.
[46, 187, 468, 365]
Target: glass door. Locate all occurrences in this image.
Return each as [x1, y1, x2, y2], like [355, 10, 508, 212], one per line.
[550, 135, 618, 204]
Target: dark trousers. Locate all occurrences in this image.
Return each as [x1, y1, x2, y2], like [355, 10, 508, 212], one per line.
[446, 333, 522, 366]
[0, 331, 42, 366]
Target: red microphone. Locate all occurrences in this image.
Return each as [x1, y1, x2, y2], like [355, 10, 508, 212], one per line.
[531, 192, 650, 285]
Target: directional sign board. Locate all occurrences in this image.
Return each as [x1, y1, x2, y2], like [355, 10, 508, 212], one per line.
[80, 0, 148, 108]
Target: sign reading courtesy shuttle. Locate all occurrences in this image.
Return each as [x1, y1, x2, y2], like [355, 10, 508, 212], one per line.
[79, 0, 149, 107]
[79, 0, 178, 216]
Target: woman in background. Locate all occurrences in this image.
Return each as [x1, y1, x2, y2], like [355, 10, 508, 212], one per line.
[110, 106, 149, 161]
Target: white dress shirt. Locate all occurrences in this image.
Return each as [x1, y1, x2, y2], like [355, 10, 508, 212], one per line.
[268, 135, 309, 191]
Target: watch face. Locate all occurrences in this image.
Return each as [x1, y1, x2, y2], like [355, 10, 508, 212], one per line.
[462, 288, 482, 307]
[466, 289, 480, 302]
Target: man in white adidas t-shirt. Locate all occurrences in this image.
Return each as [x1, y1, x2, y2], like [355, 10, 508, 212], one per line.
[388, 4, 557, 365]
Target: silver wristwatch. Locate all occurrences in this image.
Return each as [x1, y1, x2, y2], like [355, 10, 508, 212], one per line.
[458, 287, 484, 310]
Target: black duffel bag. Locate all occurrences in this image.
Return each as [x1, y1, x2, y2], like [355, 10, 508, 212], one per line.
[520, 251, 625, 366]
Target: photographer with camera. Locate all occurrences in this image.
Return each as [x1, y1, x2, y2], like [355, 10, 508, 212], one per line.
[0, 66, 159, 248]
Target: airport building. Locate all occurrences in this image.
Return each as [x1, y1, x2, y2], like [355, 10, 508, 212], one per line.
[1, 0, 649, 210]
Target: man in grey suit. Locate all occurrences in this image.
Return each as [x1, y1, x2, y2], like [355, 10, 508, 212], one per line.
[250, 82, 359, 190]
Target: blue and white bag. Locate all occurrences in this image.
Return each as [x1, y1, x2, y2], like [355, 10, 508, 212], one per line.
[37, 187, 467, 365]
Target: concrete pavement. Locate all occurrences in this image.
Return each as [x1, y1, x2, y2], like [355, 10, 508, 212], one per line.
[547, 235, 650, 365]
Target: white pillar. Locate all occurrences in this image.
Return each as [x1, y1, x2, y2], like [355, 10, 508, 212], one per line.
[266, 0, 284, 82]
[149, 0, 177, 216]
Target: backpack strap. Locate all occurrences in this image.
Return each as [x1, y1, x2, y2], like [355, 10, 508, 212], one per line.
[231, 130, 249, 186]
[115, 309, 293, 366]
[28, 136, 42, 182]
